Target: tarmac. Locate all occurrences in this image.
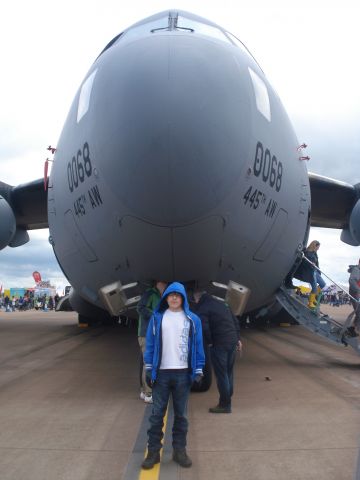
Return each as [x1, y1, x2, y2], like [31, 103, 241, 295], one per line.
[0, 306, 359, 480]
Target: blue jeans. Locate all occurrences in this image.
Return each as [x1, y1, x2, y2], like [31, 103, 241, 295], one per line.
[310, 271, 326, 293]
[147, 370, 191, 452]
[210, 344, 236, 409]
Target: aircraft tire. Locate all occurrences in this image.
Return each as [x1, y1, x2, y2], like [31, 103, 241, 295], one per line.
[78, 314, 96, 327]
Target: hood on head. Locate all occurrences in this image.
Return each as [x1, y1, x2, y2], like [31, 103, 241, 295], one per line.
[156, 282, 190, 313]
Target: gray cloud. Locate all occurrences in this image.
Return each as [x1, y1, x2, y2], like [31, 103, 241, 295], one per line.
[0, 231, 68, 291]
[293, 115, 360, 185]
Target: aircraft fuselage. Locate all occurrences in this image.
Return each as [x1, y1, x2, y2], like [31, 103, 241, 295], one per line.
[48, 11, 310, 312]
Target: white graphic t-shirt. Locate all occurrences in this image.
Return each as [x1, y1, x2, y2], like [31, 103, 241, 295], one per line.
[160, 309, 190, 369]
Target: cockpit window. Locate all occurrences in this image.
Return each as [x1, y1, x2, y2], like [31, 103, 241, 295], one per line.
[121, 14, 231, 44]
[177, 16, 231, 44]
[122, 16, 169, 41]
[248, 68, 271, 122]
[226, 32, 252, 56]
[97, 11, 236, 59]
[98, 33, 124, 58]
[226, 31, 263, 72]
[77, 69, 97, 123]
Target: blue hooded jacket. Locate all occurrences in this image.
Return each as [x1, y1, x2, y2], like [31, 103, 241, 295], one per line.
[144, 282, 205, 382]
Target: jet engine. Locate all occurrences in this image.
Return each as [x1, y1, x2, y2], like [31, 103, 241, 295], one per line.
[347, 197, 360, 245]
[0, 195, 16, 250]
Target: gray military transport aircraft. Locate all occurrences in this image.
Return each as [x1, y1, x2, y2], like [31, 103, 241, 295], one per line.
[1, 10, 360, 388]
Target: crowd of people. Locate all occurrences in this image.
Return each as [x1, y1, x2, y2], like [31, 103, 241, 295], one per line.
[294, 286, 351, 306]
[0, 294, 60, 311]
[321, 290, 351, 306]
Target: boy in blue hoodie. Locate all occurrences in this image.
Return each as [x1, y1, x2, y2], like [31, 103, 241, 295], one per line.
[142, 282, 205, 470]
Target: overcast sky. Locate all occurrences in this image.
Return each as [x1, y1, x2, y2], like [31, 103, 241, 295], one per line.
[0, 0, 359, 293]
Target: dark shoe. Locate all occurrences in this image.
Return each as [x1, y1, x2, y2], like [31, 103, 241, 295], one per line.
[209, 405, 231, 413]
[141, 450, 160, 469]
[347, 326, 359, 338]
[173, 449, 192, 468]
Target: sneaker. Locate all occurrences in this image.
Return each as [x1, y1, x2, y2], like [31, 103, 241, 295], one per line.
[173, 449, 192, 468]
[141, 450, 160, 469]
[209, 405, 231, 414]
[144, 394, 153, 404]
[140, 391, 146, 400]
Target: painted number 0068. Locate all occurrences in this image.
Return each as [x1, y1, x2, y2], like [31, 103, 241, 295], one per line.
[67, 142, 93, 193]
[254, 141, 282, 192]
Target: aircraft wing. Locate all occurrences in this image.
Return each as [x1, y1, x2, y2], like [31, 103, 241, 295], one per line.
[309, 172, 358, 228]
[0, 178, 48, 250]
[309, 172, 360, 245]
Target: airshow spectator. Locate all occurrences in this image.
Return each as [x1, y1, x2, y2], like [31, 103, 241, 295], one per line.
[348, 259, 360, 335]
[294, 241, 326, 309]
[137, 281, 167, 403]
[193, 289, 242, 414]
[141, 282, 204, 470]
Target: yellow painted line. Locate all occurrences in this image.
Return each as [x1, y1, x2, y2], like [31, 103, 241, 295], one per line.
[139, 406, 169, 480]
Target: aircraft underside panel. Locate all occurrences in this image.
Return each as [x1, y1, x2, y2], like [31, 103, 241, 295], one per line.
[119, 215, 224, 282]
[172, 216, 224, 281]
[119, 216, 173, 281]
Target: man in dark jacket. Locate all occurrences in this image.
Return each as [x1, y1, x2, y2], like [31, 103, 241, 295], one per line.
[137, 281, 167, 403]
[193, 290, 242, 413]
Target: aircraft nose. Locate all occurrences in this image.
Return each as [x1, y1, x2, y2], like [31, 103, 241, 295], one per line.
[96, 35, 251, 225]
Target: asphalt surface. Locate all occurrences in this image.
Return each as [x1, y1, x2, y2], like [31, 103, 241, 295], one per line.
[0, 307, 359, 480]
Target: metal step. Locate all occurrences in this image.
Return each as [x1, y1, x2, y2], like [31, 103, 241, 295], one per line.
[276, 286, 360, 356]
